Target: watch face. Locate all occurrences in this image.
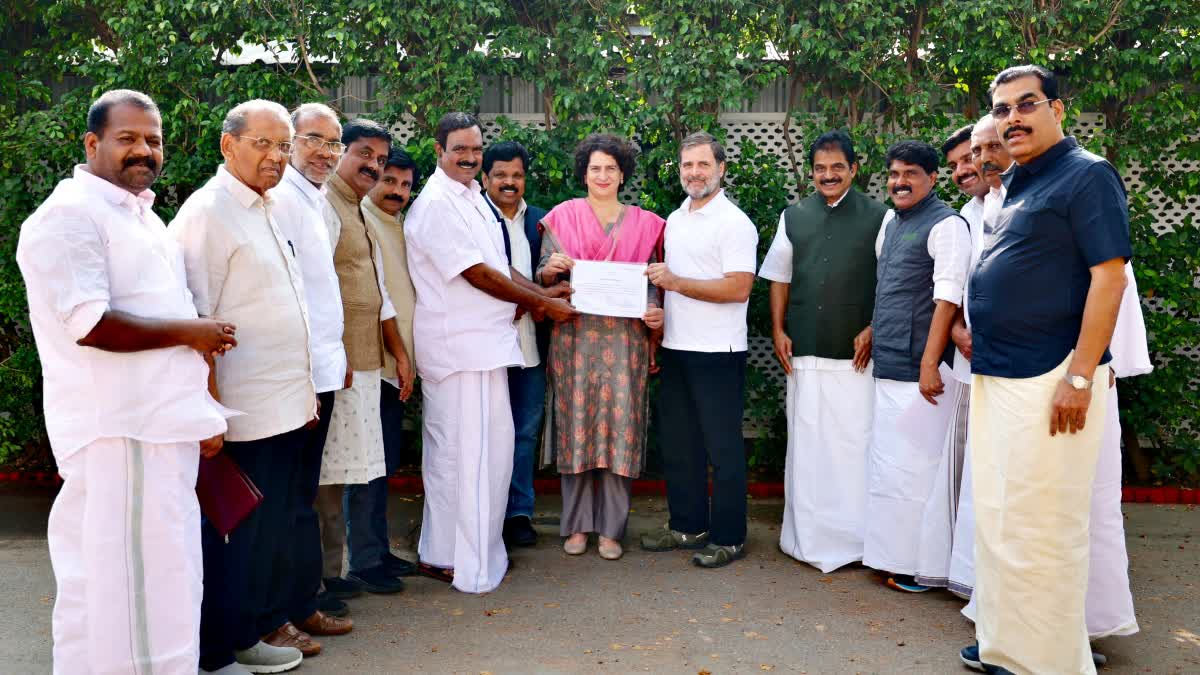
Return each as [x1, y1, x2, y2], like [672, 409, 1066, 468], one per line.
[1071, 376, 1088, 389]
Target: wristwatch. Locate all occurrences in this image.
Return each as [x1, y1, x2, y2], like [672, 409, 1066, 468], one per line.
[1064, 374, 1092, 391]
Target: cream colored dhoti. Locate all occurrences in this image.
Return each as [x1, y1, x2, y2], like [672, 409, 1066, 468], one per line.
[970, 353, 1109, 675]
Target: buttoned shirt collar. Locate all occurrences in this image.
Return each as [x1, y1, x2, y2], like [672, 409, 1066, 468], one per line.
[1011, 136, 1078, 180]
[73, 164, 156, 211]
[431, 166, 482, 197]
[214, 164, 273, 209]
[282, 164, 327, 209]
[826, 187, 851, 209]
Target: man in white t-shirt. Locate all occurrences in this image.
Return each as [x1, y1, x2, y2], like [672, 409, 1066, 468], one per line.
[641, 132, 758, 568]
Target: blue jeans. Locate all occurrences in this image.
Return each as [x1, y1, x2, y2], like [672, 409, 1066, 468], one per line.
[346, 381, 405, 574]
[507, 364, 546, 519]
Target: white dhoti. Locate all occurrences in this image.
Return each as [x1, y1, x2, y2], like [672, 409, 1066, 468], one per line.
[779, 360, 874, 573]
[863, 378, 960, 576]
[320, 368, 386, 485]
[1085, 382, 1139, 638]
[961, 382, 1138, 638]
[49, 437, 202, 675]
[947, 394, 976, 596]
[971, 354, 1109, 675]
[914, 380, 970, 587]
[418, 368, 514, 594]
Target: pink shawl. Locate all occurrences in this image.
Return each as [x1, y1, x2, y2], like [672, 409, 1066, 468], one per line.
[541, 198, 664, 263]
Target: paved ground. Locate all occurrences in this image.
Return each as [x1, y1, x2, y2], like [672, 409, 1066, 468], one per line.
[1, 485, 1197, 674]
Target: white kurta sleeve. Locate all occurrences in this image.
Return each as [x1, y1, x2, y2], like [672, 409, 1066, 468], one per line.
[1110, 262, 1153, 378]
[374, 241, 397, 321]
[169, 204, 236, 318]
[322, 201, 341, 254]
[927, 215, 972, 306]
[415, 197, 486, 282]
[874, 210, 896, 259]
[18, 207, 109, 340]
[758, 213, 793, 282]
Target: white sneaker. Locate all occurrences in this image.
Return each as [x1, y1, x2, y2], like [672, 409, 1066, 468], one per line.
[201, 664, 253, 675]
[234, 640, 303, 673]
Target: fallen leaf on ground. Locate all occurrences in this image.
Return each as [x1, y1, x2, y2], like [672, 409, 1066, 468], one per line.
[610, 643, 624, 650]
[760, 665, 775, 671]
[815, 624, 826, 632]
[544, 602, 559, 608]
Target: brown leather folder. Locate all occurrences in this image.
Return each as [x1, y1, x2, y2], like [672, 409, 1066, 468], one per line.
[196, 453, 263, 537]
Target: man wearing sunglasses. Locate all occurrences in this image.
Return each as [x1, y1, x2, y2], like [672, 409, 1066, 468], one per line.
[962, 65, 1132, 675]
[171, 99, 315, 674]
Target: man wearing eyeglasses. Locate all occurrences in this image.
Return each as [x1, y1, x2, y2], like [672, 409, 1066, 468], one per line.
[269, 103, 356, 642]
[315, 118, 416, 603]
[961, 65, 1132, 675]
[171, 99, 314, 673]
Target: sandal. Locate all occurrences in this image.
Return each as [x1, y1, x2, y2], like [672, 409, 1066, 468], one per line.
[417, 562, 454, 584]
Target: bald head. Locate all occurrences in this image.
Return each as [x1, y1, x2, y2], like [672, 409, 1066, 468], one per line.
[971, 114, 1011, 190]
[220, 99, 293, 194]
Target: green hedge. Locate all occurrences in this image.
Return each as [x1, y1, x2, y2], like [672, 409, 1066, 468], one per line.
[2, 1, 1197, 483]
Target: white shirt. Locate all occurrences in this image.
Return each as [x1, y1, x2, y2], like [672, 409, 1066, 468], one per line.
[952, 195, 988, 379]
[170, 166, 317, 441]
[662, 190, 758, 352]
[874, 205, 972, 306]
[759, 190, 885, 372]
[273, 166, 348, 393]
[405, 167, 523, 383]
[485, 194, 539, 368]
[16, 166, 227, 459]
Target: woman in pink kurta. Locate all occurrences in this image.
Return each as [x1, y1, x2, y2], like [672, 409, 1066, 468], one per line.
[537, 134, 664, 560]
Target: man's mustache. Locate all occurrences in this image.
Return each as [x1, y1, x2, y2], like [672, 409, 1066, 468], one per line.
[359, 166, 379, 180]
[123, 156, 158, 172]
[1004, 125, 1033, 140]
[981, 161, 1004, 174]
[955, 172, 979, 185]
[383, 194, 406, 204]
[457, 161, 479, 170]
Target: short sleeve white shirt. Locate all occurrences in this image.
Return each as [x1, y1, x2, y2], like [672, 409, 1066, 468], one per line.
[404, 167, 523, 383]
[169, 166, 317, 441]
[662, 190, 759, 352]
[273, 166, 348, 393]
[16, 166, 227, 460]
[874, 207, 972, 306]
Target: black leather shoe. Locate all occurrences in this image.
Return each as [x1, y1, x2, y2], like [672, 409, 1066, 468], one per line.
[382, 552, 417, 577]
[316, 591, 349, 618]
[347, 565, 406, 594]
[322, 576, 364, 600]
[503, 515, 538, 547]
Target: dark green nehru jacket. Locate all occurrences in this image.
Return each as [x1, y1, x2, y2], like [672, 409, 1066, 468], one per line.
[783, 189, 887, 360]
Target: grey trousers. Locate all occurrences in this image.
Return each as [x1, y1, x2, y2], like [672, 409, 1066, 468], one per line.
[316, 484, 347, 579]
[560, 469, 633, 540]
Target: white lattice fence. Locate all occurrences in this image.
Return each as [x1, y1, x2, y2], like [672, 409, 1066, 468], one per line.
[384, 113, 1198, 436]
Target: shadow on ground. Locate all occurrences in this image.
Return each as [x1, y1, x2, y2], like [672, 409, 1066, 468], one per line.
[1, 485, 1196, 673]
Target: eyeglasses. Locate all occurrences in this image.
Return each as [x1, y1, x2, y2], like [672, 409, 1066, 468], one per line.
[293, 134, 347, 156]
[234, 136, 293, 155]
[990, 98, 1053, 120]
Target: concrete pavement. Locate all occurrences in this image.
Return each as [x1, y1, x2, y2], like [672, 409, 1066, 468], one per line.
[1, 485, 1196, 673]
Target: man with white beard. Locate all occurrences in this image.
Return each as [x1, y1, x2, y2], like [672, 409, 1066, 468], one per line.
[644, 132, 758, 567]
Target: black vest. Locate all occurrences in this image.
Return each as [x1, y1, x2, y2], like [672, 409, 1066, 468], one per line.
[783, 189, 887, 360]
[871, 192, 962, 382]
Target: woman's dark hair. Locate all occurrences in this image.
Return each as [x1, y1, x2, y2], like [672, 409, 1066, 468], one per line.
[573, 133, 637, 189]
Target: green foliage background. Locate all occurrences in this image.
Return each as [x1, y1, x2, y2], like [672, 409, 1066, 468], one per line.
[2, 1, 1197, 482]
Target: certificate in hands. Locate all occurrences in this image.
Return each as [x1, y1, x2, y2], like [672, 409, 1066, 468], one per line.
[570, 260, 648, 319]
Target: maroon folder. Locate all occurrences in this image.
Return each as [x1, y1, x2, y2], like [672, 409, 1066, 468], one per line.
[196, 453, 263, 537]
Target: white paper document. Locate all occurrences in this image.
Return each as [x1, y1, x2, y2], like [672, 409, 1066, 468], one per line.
[570, 260, 648, 319]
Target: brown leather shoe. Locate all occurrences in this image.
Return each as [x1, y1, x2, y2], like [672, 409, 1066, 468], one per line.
[297, 610, 353, 636]
[262, 622, 321, 657]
